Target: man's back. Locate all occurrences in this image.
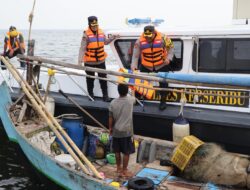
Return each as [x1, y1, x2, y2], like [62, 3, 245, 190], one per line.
[109, 96, 135, 138]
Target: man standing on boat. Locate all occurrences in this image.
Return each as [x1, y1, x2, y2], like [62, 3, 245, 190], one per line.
[78, 16, 119, 102]
[131, 25, 174, 110]
[1, 26, 26, 69]
[109, 83, 136, 177]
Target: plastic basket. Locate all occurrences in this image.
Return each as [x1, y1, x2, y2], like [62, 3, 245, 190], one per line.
[171, 135, 204, 171]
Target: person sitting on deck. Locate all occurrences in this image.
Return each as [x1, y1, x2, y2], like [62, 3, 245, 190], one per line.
[1, 26, 26, 69]
[78, 16, 119, 102]
[131, 25, 174, 110]
[109, 83, 136, 177]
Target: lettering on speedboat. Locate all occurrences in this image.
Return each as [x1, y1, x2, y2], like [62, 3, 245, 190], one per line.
[152, 88, 249, 107]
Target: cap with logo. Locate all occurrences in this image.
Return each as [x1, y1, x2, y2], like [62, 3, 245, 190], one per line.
[144, 25, 155, 37]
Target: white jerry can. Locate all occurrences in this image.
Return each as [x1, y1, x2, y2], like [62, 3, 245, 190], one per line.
[45, 96, 55, 116]
[172, 114, 190, 143]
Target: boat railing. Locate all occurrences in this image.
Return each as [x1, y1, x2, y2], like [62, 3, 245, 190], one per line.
[15, 55, 250, 101]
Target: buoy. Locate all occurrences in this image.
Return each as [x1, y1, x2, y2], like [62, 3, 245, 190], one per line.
[110, 181, 120, 188]
[172, 114, 190, 143]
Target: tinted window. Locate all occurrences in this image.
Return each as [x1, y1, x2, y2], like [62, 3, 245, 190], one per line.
[193, 38, 250, 74]
[115, 39, 183, 71]
[114, 40, 136, 69]
[227, 39, 250, 73]
[193, 39, 226, 72]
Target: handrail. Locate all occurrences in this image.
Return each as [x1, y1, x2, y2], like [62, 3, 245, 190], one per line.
[17, 54, 250, 90]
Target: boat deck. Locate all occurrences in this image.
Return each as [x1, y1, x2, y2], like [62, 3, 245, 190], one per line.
[13, 117, 244, 190]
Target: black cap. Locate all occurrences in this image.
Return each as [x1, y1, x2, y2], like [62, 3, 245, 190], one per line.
[9, 26, 16, 31]
[144, 25, 155, 37]
[88, 16, 98, 26]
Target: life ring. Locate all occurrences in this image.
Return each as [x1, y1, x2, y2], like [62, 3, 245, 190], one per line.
[128, 177, 154, 190]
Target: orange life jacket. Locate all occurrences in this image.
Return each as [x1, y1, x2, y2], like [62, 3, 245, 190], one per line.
[118, 68, 155, 99]
[83, 28, 107, 62]
[139, 31, 167, 68]
[6, 32, 25, 50]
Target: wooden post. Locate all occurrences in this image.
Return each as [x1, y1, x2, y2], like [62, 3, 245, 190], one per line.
[25, 39, 36, 119]
[26, 40, 35, 85]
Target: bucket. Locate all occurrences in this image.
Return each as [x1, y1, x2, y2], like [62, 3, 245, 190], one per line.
[45, 96, 55, 116]
[172, 114, 190, 143]
[57, 116, 85, 153]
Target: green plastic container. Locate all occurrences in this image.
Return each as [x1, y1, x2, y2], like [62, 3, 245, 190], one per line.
[106, 153, 116, 165]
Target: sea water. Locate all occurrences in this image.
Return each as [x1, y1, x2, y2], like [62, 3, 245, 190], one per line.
[0, 29, 117, 189]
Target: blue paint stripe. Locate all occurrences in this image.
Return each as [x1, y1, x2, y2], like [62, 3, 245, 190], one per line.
[157, 72, 250, 87]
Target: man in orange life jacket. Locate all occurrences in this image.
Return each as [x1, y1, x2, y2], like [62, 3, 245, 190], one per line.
[78, 16, 119, 102]
[131, 25, 174, 110]
[1, 26, 26, 69]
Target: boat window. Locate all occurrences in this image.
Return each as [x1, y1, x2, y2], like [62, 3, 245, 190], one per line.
[192, 39, 226, 72]
[115, 39, 183, 71]
[114, 39, 136, 69]
[227, 39, 250, 73]
[193, 38, 250, 73]
[171, 40, 183, 71]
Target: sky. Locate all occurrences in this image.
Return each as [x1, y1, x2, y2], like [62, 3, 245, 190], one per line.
[0, 0, 234, 30]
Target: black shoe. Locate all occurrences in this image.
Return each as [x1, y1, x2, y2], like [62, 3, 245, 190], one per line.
[88, 94, 95, 101]
[103, 96, 111, 102]
[159, 102, 167, 110]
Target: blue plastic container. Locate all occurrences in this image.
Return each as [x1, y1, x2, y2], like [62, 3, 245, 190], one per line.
[56, 116, 85, 153]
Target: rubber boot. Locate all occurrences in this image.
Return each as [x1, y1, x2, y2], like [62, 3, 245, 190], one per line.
[86, 77, 95, 100]
[102, 93, 111, 102]
[100, 80, 111, 102]
[88, 92, 95, 101]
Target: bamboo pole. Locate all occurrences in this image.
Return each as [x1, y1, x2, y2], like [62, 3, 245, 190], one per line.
[16, 55, 174, 82]
[1, 56, 103, 179]
[28, 0, 36, 41]
[18, 59, 250, 99]
[17, 54, 250, 90]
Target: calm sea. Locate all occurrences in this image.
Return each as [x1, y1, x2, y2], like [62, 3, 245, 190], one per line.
[0, 30, 116, 189]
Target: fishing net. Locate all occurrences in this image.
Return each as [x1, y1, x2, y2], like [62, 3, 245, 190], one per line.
[180, 143, 250, 188]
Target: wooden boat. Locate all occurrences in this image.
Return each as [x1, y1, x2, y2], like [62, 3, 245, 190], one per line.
[0, 80, 247, 190]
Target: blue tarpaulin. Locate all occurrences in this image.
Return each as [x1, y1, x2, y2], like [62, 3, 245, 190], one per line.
[136, 168, 169, 185]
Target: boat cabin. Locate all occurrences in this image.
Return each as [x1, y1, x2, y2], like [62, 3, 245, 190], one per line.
[107, 25, 250, 113]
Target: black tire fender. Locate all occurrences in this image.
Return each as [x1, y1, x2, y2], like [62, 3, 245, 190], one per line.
[128, 177, 154, 190]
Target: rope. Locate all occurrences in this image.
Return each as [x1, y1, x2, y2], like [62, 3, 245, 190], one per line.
[179, 90, 187, 116]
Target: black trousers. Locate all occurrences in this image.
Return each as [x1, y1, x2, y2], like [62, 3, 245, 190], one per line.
[139, 64, 170, 102]
[1, 49, 25, 69]
[85, 62, 108, 96]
